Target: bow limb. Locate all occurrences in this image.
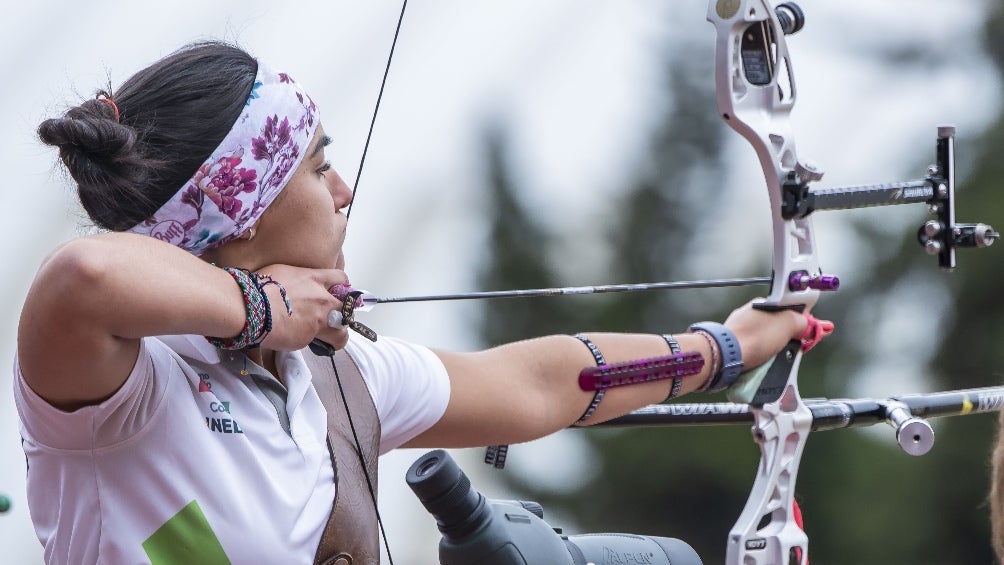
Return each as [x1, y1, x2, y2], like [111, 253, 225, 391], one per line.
[708, 2, 832, 564]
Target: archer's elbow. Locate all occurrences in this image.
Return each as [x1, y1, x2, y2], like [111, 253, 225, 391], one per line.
[41, 236, 115, 295]
[22, 237, 118, 329]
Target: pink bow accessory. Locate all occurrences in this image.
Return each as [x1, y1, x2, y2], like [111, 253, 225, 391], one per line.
[799, 313, 834, 352]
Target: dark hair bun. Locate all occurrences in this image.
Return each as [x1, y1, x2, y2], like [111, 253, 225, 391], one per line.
[38, 96, 155, 230]
[37, 41, 257, 233]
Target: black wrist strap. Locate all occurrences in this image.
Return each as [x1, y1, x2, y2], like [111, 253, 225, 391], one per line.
[688, 322, 743, 392]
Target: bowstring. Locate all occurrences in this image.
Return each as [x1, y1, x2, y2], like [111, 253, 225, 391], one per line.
[346, 0, 410, 221]
[326, 4, 409, 562]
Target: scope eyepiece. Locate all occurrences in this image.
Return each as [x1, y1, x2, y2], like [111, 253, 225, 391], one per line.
[406, 449, 489, 542]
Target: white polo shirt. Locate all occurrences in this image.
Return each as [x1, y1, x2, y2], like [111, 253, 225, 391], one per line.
[14, 333, 450, 565]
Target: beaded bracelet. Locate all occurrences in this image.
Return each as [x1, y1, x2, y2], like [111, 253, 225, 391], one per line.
[691, 329, 720, 392]
[206, 267, 274, 350]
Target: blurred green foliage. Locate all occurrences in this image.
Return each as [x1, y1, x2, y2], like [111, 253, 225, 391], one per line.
[474, 5, 1004, 564]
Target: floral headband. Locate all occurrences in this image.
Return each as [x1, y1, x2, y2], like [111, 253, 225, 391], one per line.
[128, 61, 319, 255]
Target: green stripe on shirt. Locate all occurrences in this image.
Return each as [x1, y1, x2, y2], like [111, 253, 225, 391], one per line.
[143, 500, 230, 565]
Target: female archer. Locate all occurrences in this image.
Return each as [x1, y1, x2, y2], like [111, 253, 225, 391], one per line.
[16, 41, 808, 564]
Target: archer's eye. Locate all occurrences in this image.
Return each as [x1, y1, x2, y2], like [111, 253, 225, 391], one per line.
[317, 161, 332, 176]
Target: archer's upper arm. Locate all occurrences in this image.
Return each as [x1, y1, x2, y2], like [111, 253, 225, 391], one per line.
[17, 233, 244, 410]
[18, 238, 143, 410]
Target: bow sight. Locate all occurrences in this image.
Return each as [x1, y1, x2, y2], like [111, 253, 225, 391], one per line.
[780, 125, 999, 269]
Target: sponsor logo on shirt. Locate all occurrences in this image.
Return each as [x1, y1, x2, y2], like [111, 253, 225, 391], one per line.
[205, 415, 243, 434]
[205, 399, 244, 434]
[199, 374, 244, 434]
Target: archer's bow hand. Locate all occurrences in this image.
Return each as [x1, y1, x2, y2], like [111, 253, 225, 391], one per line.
[724, 299, 809, 370]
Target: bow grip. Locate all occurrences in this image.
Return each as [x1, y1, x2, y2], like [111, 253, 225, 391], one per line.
[749, 340, 801, 406]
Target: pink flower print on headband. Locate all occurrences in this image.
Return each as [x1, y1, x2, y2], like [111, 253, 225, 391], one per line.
[252, 116, 302, 202]
[196, 148, 258, 220]
[128, 61, 319, 255]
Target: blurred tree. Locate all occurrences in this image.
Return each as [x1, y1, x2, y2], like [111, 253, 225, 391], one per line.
[475, 50, 768, 561]
[795, 4, 1004, 563]
[473, 4, 1004, 564]
[474, 123, 580, 343]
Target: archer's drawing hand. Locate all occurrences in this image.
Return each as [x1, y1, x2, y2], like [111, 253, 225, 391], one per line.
[724, 299, 811, 370]
[257, 264, 350, 351]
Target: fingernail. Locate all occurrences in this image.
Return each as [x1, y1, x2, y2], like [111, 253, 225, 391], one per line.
[327, 310, 344, 328]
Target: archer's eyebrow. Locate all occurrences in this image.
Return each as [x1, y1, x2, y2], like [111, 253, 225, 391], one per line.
[311, 134, 332, 159]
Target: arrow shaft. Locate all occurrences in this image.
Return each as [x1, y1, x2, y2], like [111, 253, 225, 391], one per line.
[374, 276, 771, 304]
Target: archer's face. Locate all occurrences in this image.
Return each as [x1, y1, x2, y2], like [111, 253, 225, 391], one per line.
[249, 124, 353, 271]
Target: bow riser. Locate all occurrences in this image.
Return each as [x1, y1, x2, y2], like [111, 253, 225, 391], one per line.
[708, 2, 815, 563]
[709, 1, 823, 312]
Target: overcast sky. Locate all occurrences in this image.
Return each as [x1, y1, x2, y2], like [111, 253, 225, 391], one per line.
[1, 1, 999, 562]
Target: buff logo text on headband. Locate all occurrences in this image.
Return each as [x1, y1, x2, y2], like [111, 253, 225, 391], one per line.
[129, 62, 319, 255]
